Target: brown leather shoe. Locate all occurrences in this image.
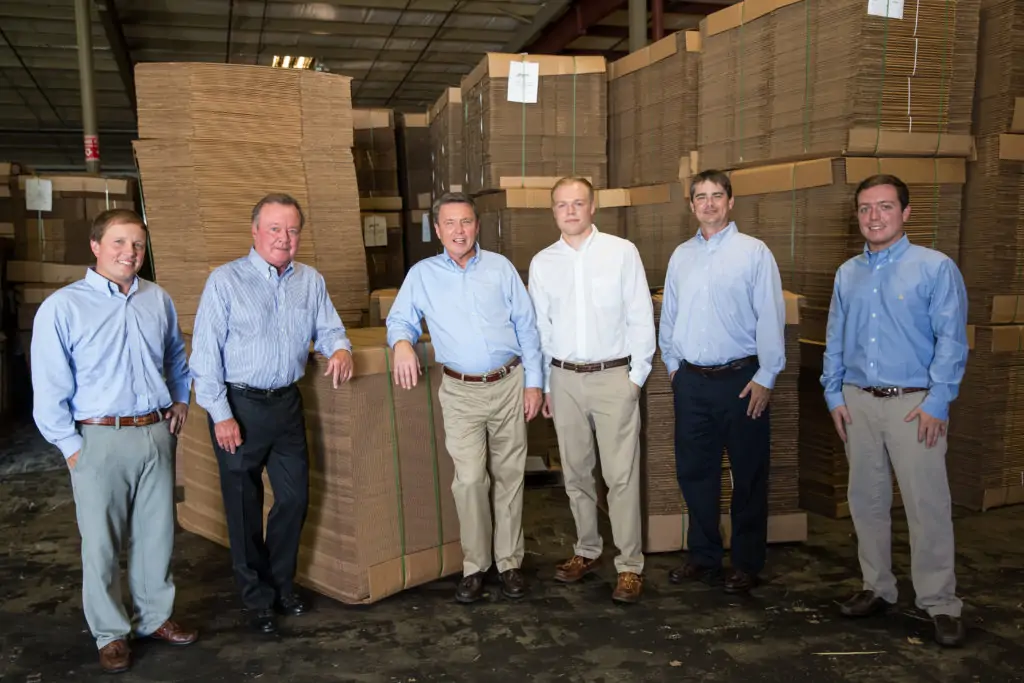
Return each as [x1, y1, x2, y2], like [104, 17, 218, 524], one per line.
[612, 572, 643, 604]
[455, 572, 485, 603]
[668, 561, 722, 585]
[723, 569, 760, 594]
[499, 568, 527, 600]
[98, 639, 131, 674]
[147, 619, 198, 646]
[554, 555, 600, 583]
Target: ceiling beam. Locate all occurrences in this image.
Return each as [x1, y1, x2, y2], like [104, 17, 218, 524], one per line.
[525, 0, 627, 55]
[501, 0, 573, 53]
[95, 0, 137, 117]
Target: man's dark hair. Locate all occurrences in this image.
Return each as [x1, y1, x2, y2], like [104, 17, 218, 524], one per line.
[854, 174, 910, 210]
[91, 208, 147, 243]
[689, 170, 733, 200]
[432, 191, 478, 226]
[251, 193, 305, 229]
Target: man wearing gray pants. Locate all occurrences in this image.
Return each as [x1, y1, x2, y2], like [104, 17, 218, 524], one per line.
[821, 174, 969, 647]
[31, 209, 198, 674]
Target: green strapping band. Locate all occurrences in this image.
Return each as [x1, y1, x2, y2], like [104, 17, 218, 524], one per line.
[933, 0, 952, 155]
[737, 2, 746, 162]
[790, 163, 797, 278]
[872, 9, 891, 156]
[932, 157, 940, 250]
[572, 56, 578, 176]
[802, 0, 812, 153]
[383, 346, 409, 587]
[418, 344, 446, 575]
[520, 54, 528, 183]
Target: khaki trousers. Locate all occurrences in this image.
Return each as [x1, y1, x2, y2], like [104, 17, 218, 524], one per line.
[550, 364, 643, 574]
[843, 385, 962, 617]
[438, 364, 528, 575]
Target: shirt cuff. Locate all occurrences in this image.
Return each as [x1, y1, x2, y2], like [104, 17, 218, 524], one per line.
[206, 398, 234, 424]
[663, 356, 680, 375]
[56, 433, 84, 460]
[524, 369, 543, 390]
[170, 380, 192, 406]
[752, 368, 777, 390]
[825, 390, 846, 412]
[332, 337, 353, 355]
[920, 393, 949, 421]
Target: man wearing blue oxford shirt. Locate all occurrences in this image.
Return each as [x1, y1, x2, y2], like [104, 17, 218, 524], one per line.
[821, 174, 968, 648]
[659, 169, 786, 595]
[190, 193, 354, 635]
[386, 192, 544, 605]
[31, 209, 197, 675]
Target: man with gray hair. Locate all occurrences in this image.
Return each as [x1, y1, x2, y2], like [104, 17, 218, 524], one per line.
[190, 193, 354, 634]
[387, 191, 544, 605]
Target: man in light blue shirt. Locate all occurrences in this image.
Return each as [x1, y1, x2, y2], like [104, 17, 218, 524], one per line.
[190, 193, 353, 634]
[659, 169, 786, 595]
[387, 192, 543, 604]
[821, 174, 968, 648]
[31, 209, 197, 674]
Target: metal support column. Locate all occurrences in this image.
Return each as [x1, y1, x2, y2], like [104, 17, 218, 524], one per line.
[652, 0, 665, 41]
[74, 0, 100, 172]
[628, 0, 647, 53]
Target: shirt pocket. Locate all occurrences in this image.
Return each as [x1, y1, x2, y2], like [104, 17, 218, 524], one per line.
[286, 307, 313, 345]
[474, 276, 510, 326]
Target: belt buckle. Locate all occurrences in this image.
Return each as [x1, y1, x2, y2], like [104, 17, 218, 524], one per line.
[498, 365, 508, 378]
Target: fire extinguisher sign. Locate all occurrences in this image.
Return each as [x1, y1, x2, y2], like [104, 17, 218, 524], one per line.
[84, 135, 100, 162]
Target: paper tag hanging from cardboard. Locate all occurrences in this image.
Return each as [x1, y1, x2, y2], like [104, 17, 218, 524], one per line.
[867, 0, 904, 19]
[25, 178, 53, 212]
[362, 215, 387, 248]
[507, 61, 539, 104]
[421, 213, 432, 243]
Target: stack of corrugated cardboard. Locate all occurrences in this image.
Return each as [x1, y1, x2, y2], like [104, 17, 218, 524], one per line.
[355, 109, 405, 291]
[397, 112, 441, 269]
[622, 182, 697, 289]
[133, 63, 369, 331]
[947, 0, 1024, 511]
[638, 292, 806, 553]
[177, 329, 462, 605]
[0, 163, 18, 242]
[698, 0, 979, 171]
[428, 87, 464, 200]
[461, 54, 608, 194]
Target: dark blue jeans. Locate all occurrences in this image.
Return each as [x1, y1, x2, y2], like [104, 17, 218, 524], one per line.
[672, 363, 771, 574]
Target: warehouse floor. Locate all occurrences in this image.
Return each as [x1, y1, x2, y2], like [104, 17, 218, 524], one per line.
[2, 418, 1023, 683]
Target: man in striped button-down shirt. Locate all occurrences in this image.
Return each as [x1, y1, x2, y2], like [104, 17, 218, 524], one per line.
[190, 193, 354, 635]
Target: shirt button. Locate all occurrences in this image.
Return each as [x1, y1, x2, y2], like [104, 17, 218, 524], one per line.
[872, 313, 876, 318]
[873, 289, 878, 293]
[870, 338, 875, 342]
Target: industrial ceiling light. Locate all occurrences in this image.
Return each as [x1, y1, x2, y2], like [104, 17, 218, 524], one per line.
[272, 55, 317, 69]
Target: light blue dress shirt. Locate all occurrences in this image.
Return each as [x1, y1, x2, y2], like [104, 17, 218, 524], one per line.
[386, 245, 544, 389]
[31, 268, 191, 459]
[190, 248, 352, 423]
[821, 234, 968, 421]
[658, 222, 787, 389]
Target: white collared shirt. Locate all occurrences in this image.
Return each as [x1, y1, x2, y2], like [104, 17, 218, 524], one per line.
[528, 225, 656, 393]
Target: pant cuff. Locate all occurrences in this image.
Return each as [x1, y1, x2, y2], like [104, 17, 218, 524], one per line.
[495, 559, 521, 573]
[95, 634, 130, 650]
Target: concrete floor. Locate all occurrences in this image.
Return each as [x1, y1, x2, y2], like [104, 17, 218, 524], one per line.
[1, 419, 1023, 682]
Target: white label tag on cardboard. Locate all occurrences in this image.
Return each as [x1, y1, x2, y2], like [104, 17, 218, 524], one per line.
[363, 215, 387, 248]
[867, 0, 904, 19]
[507, 60, 539, 104]
[421, 213, 432, 243]
[25, 178, 53, 212]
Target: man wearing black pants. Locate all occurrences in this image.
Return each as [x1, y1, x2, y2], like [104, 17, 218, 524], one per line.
[190, 194, 355, 633]
[658, 170, 786, 593]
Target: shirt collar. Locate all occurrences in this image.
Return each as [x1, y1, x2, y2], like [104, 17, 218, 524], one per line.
[695, 221, 737, 246]
[248, 246, 294, 280]
[863, 233, 910, 263]
[444, 243, 481, 270]
[559, 225, 600, 251]
[85, 267, 138, 297]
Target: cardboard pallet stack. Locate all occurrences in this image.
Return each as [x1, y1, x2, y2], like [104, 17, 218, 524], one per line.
[461, 54, 608, 194]
[947, 0, 1024, 511]
[132, 63, 369, 331]
[698, 0, 980, 171]
[636, 291, 806, 553]
[428, 87, 464, 199]
[355, 109, 405, 291]
[176, 329, 462, 605]
[397, 113, 440, 269]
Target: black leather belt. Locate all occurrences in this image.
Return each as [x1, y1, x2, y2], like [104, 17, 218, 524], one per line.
[683, 355, 758, 377]
[858, 386, 928, 398]
[551, 356, 630, 373]
[228, 383, 296, 398]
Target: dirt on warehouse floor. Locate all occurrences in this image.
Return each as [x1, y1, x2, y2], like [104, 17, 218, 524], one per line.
[1, 418, 1024, 683]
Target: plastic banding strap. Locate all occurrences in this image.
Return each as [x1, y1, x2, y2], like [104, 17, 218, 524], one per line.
[572, 56, 578, 177]
[933, 0, 952, 155]
[737, 1, 746, 163]
[790, 163, 797, 278]
[417, 344, 446, 576]
[802, 0, 812, 153]
[932, 157, 939, 250]
[383, 346, 409, 588]
[872, 9, 891, 156]
[520, 53, 528, 185]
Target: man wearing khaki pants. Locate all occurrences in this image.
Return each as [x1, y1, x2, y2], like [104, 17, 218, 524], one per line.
[388, 192, 544, 604]
[821, 174, 968, 647]
[528, 177, 656, 603]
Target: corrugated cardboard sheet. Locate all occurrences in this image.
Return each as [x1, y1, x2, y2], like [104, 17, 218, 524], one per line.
[361, 211, 404, 290]
[698, 0, 980, 171]
[428, 87, 464, 198]
[404, 209, 443, 267]
[354, 109, 401, 199]
[177, 329, 463, 605]
[133, 63, 369, 332]
[397, 113, 433, 210]
[462, 54, 608, 194]
[623, 183, 697, 288]
[609, 31, 700, 187]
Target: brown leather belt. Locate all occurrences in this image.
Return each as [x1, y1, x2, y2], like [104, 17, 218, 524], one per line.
[684, 355, 757, 377]
[443, 356, 522, 383]
[552, 356, 630, 373]
[858, 386, 928, 398]
[77, 411, 162, 428]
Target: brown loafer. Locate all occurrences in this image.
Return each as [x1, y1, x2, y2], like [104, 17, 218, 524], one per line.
[499, 568, 528, 600]
[455, 572, 485, 603]
[554, 555, 600, 583]
[146, 619, 198, 646]
[98, 639, 131, 674]
[612, 572, 643, 604]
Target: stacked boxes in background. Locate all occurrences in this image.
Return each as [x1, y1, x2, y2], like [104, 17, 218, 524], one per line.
[461, 54, 608, 194]
[355, 109, 405, 291]
[397, 112, 442, 268]
[132, 62, 369, 331]
[947, 0, 1024, 511]
[428, 87, 464, 199]
[622, 181, 696, 288]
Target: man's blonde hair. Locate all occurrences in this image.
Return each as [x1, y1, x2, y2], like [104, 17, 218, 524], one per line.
[550, 176, 595, 204]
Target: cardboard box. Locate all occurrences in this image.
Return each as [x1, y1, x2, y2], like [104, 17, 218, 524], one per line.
[396, 113, 432, 210]
[428, 87, 464, 198]
[353, 108, 400, 198]
[623, 183, 696, 288]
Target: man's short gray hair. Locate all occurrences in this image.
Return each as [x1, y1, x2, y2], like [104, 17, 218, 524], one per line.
[251, 193, 305, 229]
[431, 192, 478, 226]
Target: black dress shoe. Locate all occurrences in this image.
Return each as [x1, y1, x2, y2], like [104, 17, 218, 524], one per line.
[275, 593, 308, 617]
[251, 609, 277, 634]
[668, 561, 723, 586]
[499, 568, 527, 600]
[933, 614, 966, 647]
[723, 569, 760, 594]
[455, 573, 485, 604]
[839, 590, 892, 618]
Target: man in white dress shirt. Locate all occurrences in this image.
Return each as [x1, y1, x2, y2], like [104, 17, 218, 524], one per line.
[528, 177, 656, 603]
